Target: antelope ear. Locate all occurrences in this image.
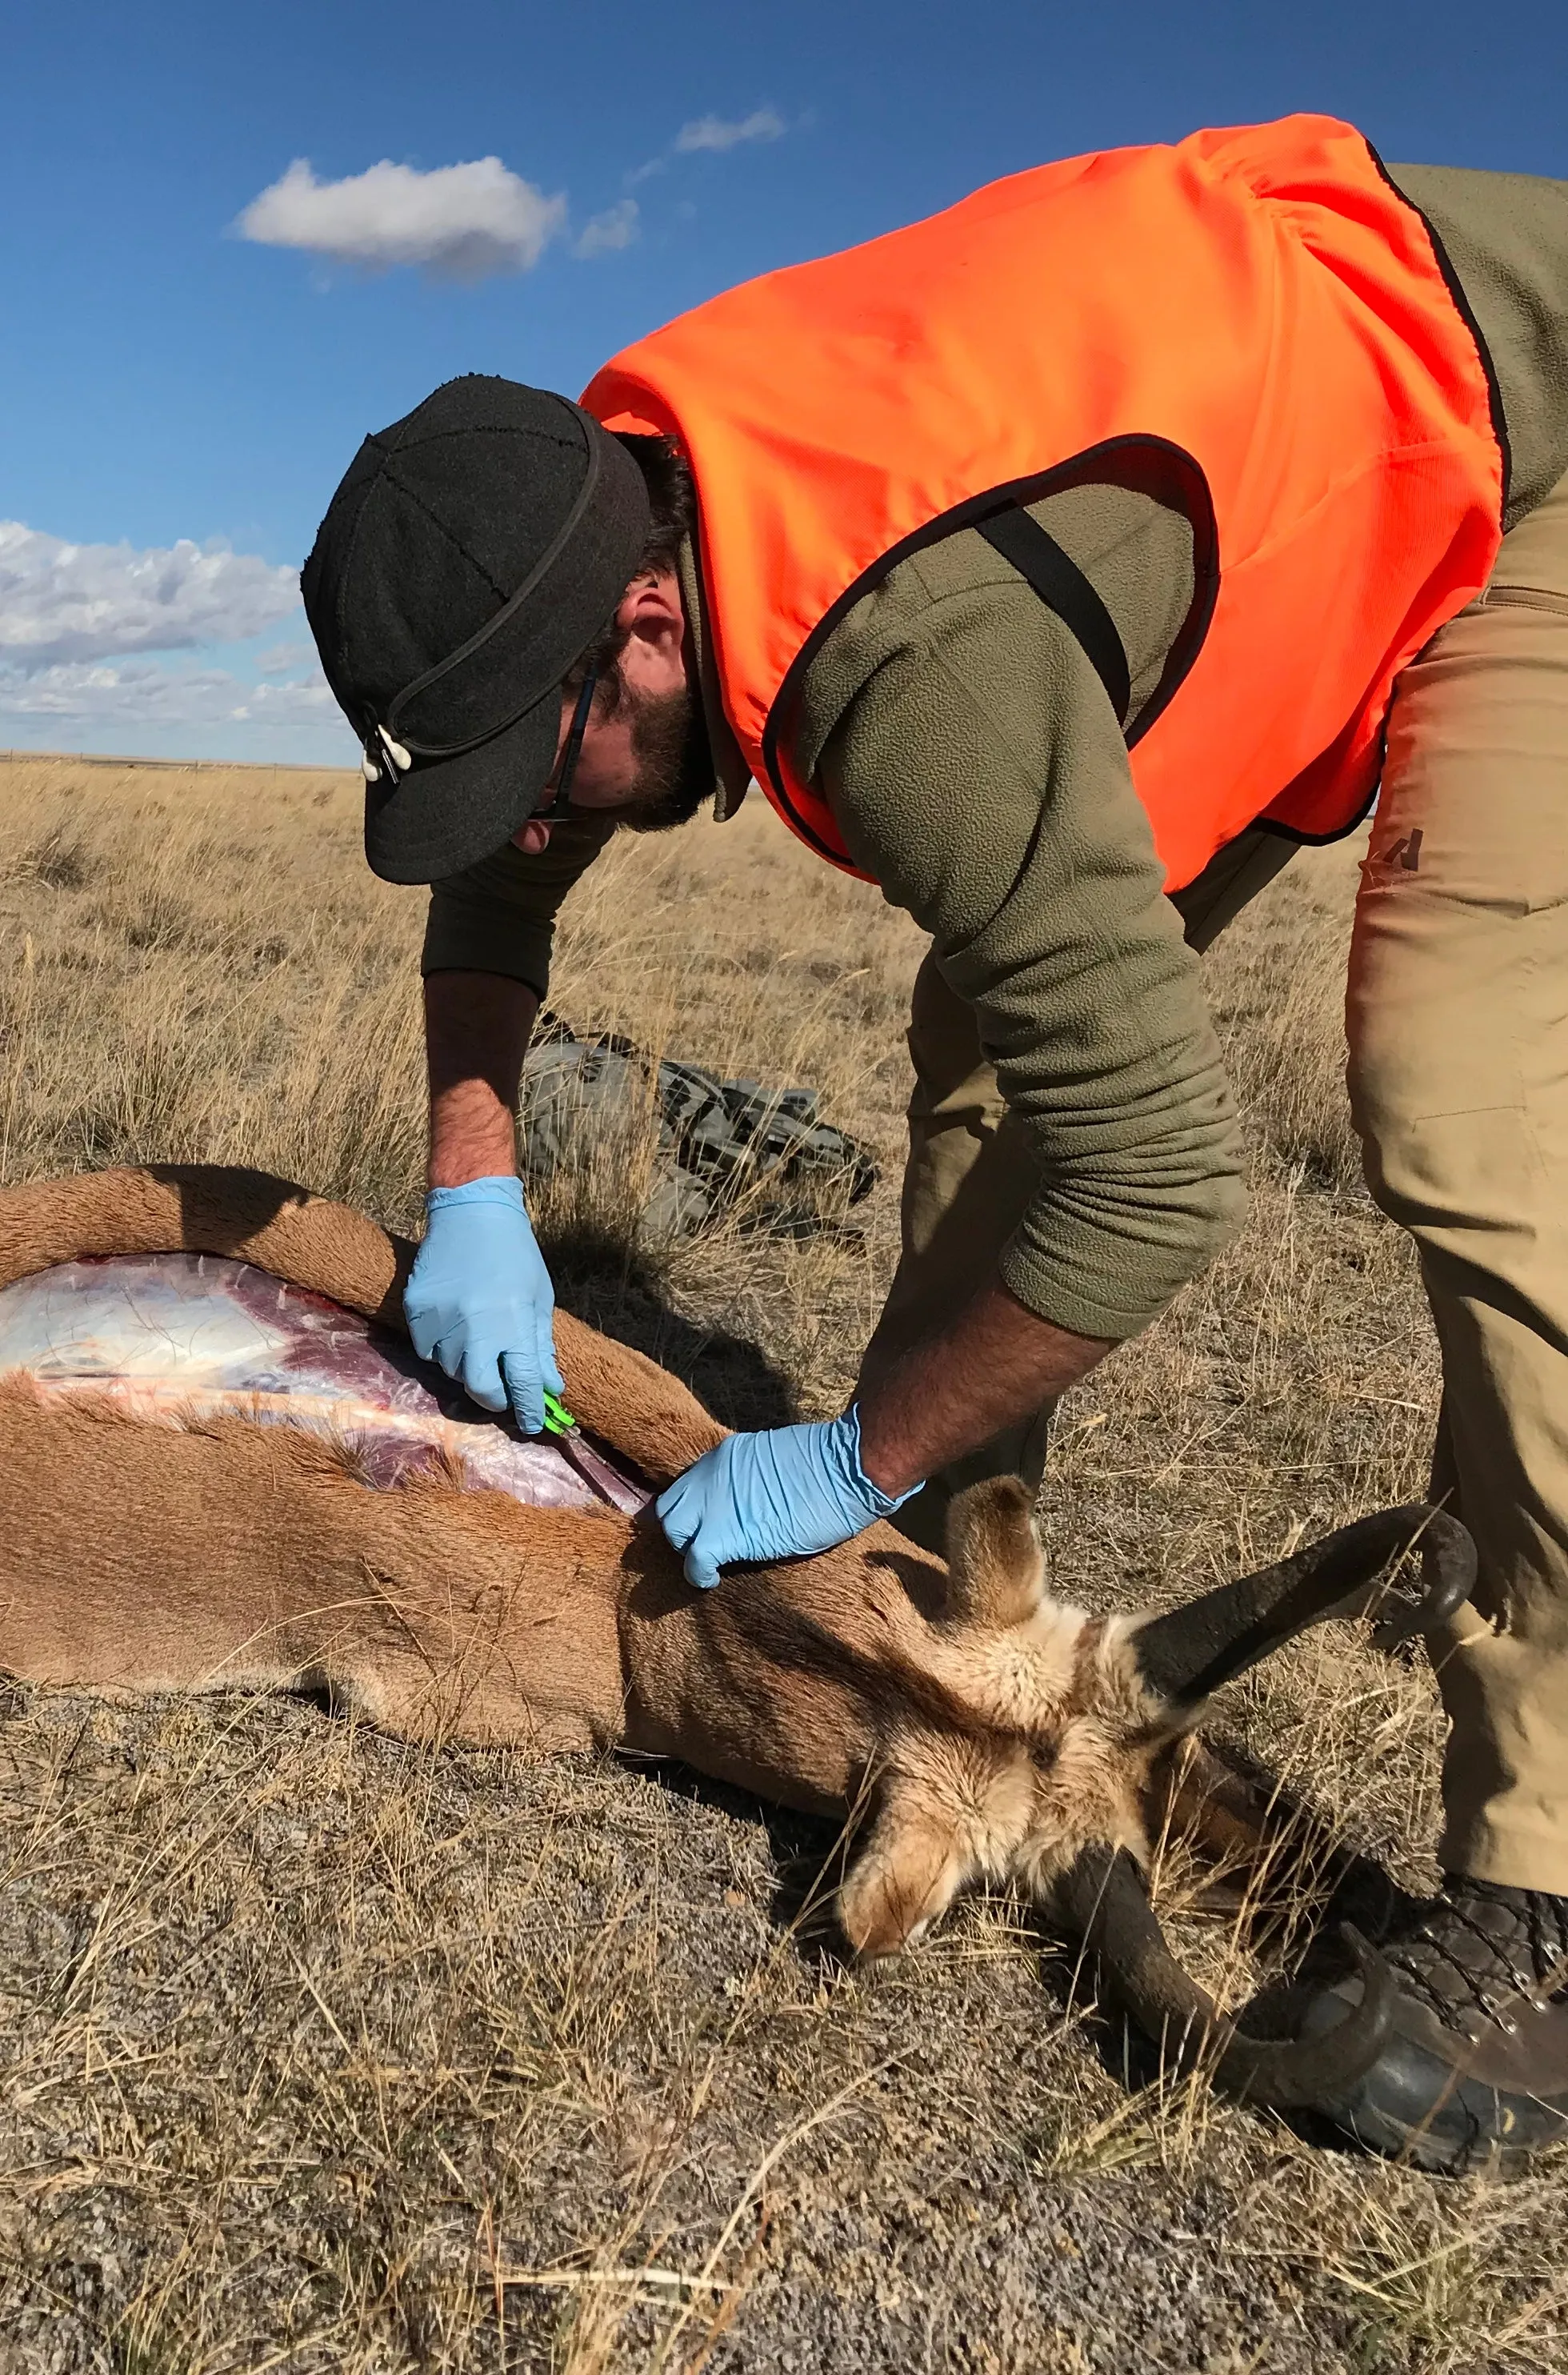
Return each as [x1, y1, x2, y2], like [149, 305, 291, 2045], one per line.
[942, 1476, 1046, 1628]
[838, 1782, 970, 1959]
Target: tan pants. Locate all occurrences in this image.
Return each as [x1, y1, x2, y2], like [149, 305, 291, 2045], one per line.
[1350, 468, 1568, 1892]
[869, 471, 1568, 1892]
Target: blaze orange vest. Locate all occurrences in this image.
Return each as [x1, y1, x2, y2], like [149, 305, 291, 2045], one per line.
[582, 114, 1505, 891]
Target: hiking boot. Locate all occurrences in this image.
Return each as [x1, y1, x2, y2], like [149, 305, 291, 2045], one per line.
[1294, 1876, 1568, 2177]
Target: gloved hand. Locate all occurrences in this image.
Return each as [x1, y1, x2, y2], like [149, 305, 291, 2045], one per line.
[404, 1175, 563, 1434]
[655, 1407, 917, 1590]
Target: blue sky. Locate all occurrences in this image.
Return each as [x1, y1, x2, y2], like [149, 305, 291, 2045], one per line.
[3, 0, 1564, 763]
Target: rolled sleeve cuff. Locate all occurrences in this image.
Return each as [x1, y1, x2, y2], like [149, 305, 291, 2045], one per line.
[998, 1169, 1248, 1343]
[421, 892, 554, 999]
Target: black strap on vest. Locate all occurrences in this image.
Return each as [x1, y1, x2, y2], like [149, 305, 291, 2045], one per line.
[976, 507, 1132, 729]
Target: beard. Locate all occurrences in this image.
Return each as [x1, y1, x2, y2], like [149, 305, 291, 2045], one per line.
[614, 679, 715, 835]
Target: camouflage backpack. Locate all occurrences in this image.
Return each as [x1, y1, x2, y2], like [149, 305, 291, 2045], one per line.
[520, 1012, 876, 1242]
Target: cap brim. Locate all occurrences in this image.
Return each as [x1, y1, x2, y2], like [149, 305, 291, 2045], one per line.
[362, 691, 560, 884]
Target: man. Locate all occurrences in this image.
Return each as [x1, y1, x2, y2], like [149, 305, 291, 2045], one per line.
[302, 114, 1568, 2174]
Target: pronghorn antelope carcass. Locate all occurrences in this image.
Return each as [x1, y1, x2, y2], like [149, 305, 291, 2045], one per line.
[0, 1163, 1474, 2108]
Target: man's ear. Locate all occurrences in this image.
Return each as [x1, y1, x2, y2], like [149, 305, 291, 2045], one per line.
[942, 1476, 1046, 1628]
[837, 1779, 972, 1958]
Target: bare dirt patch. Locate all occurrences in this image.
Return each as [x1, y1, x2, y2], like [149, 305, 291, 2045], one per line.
[0, 753, 1562, 2371]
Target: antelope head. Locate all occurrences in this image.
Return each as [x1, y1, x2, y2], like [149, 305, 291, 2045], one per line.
[836, 1480, 1475, 2108]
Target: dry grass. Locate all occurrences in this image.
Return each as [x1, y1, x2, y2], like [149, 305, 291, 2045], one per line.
[0, 751, 1562, 2373]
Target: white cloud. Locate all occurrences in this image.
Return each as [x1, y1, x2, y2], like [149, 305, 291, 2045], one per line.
[674, 108, 785, 154]
[255, 639, 315, 675]
[0, 523, 301, 670]
[235, 156, 566, 283]
[573, 199, 639, 260]
[0, 658, 336, 731]
[0, 523, 351, 763]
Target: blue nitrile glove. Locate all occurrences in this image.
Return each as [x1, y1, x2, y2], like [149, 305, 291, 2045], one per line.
[655, 1407, 917, 1591]
[404, 1175, 564, 1435]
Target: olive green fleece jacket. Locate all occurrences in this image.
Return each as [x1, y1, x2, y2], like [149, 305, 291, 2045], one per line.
[424, 160, 1568, 1344]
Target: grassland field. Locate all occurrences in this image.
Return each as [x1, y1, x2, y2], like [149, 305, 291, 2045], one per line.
[0, 751, 1562, 2373]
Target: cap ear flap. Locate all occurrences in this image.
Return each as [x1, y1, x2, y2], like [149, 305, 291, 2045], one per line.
[838, 1780, 970, 1959]
[942, 1476, 1046, 1628]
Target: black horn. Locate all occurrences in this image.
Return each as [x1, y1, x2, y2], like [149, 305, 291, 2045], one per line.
[1132, 1504, 1476, 1712]
[1058, 1844, 1394, 2108]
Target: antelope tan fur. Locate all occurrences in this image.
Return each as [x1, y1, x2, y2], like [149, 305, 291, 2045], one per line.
[0, 1165, 1478, 2106]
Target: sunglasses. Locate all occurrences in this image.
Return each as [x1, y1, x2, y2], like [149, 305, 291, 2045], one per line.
[532, 667, 599, 826]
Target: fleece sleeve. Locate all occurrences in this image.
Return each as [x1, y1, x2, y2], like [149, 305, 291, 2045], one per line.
[816, 548, 1246, 1340]
[421, 811, 618, 998]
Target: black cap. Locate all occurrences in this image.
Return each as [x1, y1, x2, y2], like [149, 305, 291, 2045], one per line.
[302, 374, 652, 883]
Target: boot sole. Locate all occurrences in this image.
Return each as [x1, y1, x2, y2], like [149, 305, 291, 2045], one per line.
[1330, 2085, 1546, 2180]
[1321, 2046, 1568, 2180]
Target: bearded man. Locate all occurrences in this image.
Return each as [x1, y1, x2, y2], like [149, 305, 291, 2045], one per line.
[302, 114, 1568, 2174]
